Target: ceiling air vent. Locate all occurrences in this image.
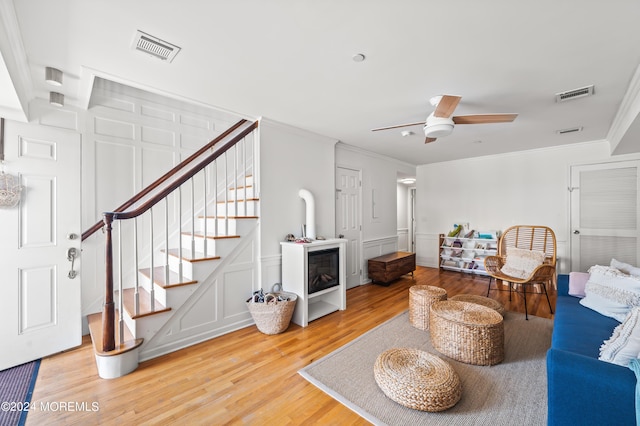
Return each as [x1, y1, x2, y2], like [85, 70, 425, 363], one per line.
[132, 31, 180, 62]
[555, 85, 594, 103]
[556, 126, 583, 135]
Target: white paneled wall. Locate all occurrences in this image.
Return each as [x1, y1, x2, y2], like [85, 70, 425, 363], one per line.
[81, 79, 249, 333]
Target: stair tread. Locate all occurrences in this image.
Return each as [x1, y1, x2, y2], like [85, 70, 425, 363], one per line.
[122, 287, 171, 319]
[87, 312, 143, 356]
[229, 184, 254, 190]
[217, 198, 259, 204]
[139, 266, 197, 288]
[164, 248, 221, 262]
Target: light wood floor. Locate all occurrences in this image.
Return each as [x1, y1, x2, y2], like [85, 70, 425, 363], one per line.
[27, 267, 556, 425]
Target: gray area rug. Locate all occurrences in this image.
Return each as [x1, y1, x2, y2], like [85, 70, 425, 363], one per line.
[299, 311, 552, 426]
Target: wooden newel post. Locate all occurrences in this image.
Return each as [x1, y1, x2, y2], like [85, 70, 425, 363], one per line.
[102, 213, 116, 352]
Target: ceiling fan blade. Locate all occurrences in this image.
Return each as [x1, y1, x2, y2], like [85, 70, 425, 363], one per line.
[371, 121, 424, 132]
[452, 113, 518, 125]
[425, 137, 437, 143]
[433, 95, 462, 118]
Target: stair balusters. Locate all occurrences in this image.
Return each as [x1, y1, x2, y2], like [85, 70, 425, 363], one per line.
[117, 222, 124, 345]
[134, 218, 140, 316]
[203, 167, 208, 257]
[92, 119, 258, 354]
[149, 207, 155, 312]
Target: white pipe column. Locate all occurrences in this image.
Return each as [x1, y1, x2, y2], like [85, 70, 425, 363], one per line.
[298, 189, 316, 239]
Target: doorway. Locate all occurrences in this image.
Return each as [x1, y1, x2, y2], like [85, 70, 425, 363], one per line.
[0, 121, 82, 370]
[570, 160, 639, 272]
[336, 166, 362, 289]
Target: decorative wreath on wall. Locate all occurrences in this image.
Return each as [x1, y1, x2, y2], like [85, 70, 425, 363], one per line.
[0, 171, 22, 208]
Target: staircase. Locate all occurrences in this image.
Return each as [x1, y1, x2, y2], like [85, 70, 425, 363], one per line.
[84, 119, 259, 379]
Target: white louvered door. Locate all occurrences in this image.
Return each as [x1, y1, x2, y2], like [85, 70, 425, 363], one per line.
[570, 160, 639, 272]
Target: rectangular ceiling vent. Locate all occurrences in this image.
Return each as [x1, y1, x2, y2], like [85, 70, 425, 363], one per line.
[132, 31, 180, 62]
[555, 85, 594, 103]
[556, 126, 583, 135]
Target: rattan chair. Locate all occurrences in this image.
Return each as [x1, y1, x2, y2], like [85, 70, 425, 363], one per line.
[484, 225, 556, 319]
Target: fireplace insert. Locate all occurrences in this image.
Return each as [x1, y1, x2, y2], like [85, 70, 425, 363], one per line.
[308, 248, 339, 294]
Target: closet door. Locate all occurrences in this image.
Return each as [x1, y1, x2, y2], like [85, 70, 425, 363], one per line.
[570, 160, 639, 272]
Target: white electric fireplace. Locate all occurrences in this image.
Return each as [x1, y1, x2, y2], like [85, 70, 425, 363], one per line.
[281, 239, 347, 327]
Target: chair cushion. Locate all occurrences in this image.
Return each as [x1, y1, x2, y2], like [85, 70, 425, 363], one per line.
[500, 247, 545, 279]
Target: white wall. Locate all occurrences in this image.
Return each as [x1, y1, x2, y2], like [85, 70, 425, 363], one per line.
[335, 143, 416, 277]
[415, 140, 640, 273]
[259, 119, 338, 288]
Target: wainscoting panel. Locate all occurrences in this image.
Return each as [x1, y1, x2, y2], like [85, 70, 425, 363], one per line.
[138, 226, 258, 362]
[362, 236, 399, 282]
[261, 254, 283, 291]
[397, 228, 409, 252]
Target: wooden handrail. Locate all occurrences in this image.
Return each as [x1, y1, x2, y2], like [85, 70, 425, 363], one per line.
[81, 118, 250, 241]
[109, 120, 257, 220]
[99, 119, 258, 352]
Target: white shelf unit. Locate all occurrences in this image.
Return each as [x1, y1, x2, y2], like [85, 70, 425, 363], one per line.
[439, 233, 498, 276]
[280, 239, 347, 327]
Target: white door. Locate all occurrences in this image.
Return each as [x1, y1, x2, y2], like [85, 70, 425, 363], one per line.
[336, 167, 361, 289]
[570, 160, 639, 272]
[0, 121, 81, 370]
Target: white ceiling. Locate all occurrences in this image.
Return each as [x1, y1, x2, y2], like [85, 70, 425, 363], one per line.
[2, 0, 640, 165]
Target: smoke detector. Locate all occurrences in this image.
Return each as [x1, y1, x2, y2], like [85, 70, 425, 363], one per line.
[132, 30, 181, 62]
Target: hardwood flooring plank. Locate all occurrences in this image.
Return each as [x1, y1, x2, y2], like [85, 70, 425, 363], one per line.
[27, 267, 556, 425]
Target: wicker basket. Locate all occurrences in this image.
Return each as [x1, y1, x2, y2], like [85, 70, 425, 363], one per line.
[430, 300, 504, 366]
[246, 292, 297, 335]
[374, 348, 461, 412]
[409, 285, 447, 330]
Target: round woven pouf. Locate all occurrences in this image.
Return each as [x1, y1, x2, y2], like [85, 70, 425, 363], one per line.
[409, 285, 447, 330]
[374, 348, 461, 412]
[430, 300, 504, 366]
[450, 294, 505, 317]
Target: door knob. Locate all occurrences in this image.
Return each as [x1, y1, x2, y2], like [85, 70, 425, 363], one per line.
[573, 230, 580, 234]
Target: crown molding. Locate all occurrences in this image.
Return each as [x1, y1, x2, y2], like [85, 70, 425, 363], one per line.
[607, 62, 640, 154]
[0, 0, 32, 121]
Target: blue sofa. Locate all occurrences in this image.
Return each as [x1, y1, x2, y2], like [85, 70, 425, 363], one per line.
[547, 274, 637, 425]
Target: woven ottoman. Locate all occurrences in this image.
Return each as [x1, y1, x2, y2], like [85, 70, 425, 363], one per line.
[450, 294, 505, 316]
[409, 285, 447, 330]
[374, 348, 461, 412]
[430, 300, 504, 366]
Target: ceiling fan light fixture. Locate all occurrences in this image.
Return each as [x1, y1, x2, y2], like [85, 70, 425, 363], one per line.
[424, 123, 454, 138]
[424, 114, 455, 138]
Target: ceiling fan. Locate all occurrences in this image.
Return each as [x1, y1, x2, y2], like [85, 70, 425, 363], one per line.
[371, 95, 518, 143]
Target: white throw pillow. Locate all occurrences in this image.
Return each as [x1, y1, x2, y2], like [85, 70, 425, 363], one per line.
[611, 258, 640, 278]
[580, 265, 640, 322]
[500, 247, 546, 279]
[599, 307, 640, 367]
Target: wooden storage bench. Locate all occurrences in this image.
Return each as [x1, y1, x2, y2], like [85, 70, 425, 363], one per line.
[368, 251, 416, 285]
